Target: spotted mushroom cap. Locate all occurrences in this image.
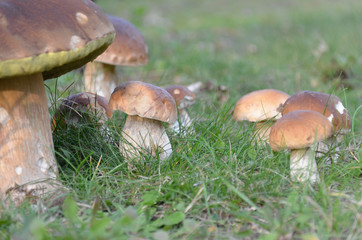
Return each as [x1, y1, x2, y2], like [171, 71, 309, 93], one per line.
[94, 15, 148, 66]
[233, 89, 290, 122]
[165, 85, 196, 109]
[269, 110, 333, 151]
[281, 91, 351, 133]
[0, 0, 115, 80]
[109, 81, 177, 124]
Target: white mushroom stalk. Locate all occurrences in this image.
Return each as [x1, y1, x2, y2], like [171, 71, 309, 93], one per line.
[1, 74, 58, 196]
[84, 62, 118, 99]
[290, 146, 320, 183]
[121, 116, 172, 160]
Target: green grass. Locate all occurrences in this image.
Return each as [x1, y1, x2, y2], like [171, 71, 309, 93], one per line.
[1, 0, 361, 239]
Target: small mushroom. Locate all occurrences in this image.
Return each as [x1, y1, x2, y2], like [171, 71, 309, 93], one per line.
[233, 89, 290, 143]
[84, 15, 148, 100]
[281, 91, 351, 160]
[109, 81, 177, 161]
[0, 0, 115, 200]
[165, 85, 196, 134]
[53, 92, 113, 142]
[269, 110, 333, 183]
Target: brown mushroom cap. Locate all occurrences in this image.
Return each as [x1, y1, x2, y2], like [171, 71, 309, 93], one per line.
[109, 81, 177, 124]
[269, 110, 333, 151]
[281, 91, 351, 132]
[0, 0, 115, 80]
[233, 89, 290, 122]
[60, 92, 112, 118]
[53, 92, 111, 129]
[94, 15, 148, 66]
[165, 85, 196, 109]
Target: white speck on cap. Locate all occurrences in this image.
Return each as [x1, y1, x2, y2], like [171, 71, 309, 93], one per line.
[76, 12, 88, 25]
[335, 101, 346, 114]
[0, 107, 10, 126]
[15, 166, 22, 175]
[327, 114, 333, 123]
[70, 35, 83, 50]
[173, 89, 180, 95]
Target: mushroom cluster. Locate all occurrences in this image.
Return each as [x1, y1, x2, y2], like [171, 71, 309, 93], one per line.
[233, 89, 351, 183]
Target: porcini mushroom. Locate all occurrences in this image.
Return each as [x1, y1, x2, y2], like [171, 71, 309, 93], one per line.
[269, 110, 333, 182]
[109, 81, 177, 161]
[84, 15, 148, 100]
[0, 0, 115, 200]
[233, 89, 290, 143]
[281, 91, 351, 159]
[53, 92, 113, 142]
[165, 85, 196, 134]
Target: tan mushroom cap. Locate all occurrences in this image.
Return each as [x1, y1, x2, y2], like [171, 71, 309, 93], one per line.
[109, 81, 177, 124]
[0, 0, 115, 80]
[94, 15, 148, 66]
[233, 89, 290, 122]
[269, 110, 333, 151]
[165, 85, 196, 109]
[281, 91, 351, 133]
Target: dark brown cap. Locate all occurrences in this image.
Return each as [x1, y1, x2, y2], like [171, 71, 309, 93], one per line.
[109, 81, 177, 124]
[53, 92, 111, 128]
[94, 15, 148, 66]
[233, 89, 290, 122]
[281, 91, 351, 133]
[269, 110, 333, 151]
[165, 85, 196, 109]
[0, 0, 115, 80]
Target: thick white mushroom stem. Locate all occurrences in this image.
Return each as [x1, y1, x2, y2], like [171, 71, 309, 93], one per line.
[121, 115, 172, 161]
[0, 73, 58, 199]
[169, 109, 193, 133]
[84, 62, 118, 100]
[290, 147, 319, 183]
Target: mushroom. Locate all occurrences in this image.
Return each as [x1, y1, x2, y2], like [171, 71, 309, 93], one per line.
[165, 85, 196, 134]
[269, 110, 333, 183]
[109, 81, 177, 161]
[233, 89, 290, 143]
[84, 15, 148, 100]
[0, 0, 115, 200]
[281, 91, 351, 160]
[53, 92, 114, 142]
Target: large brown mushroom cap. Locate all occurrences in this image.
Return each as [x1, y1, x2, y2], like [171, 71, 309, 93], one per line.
[281, 91, 351, 132]
[94, 15, 148, 66]
[165, 85, 196, 109]
[269, 110, 333, 151]
[109, 81, 177, 124]
[0, 0, 115, 79]
[233, 89, 290, 122]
